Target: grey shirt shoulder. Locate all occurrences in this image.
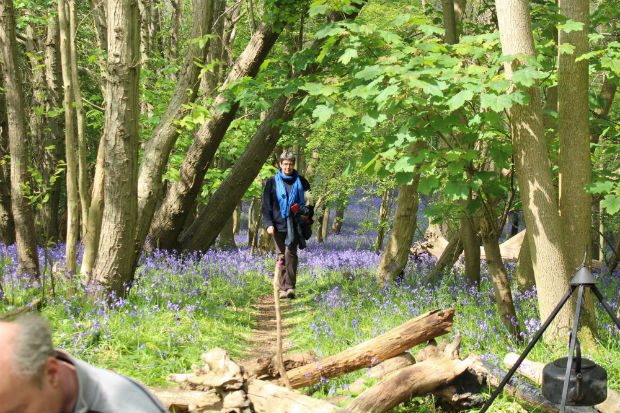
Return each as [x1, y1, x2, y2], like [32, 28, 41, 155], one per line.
[58, 352, 167, 413]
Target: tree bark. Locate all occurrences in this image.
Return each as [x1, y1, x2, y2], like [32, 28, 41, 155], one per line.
[169, 0, 181, 63]
[0, 0, 40, 276]
[91, 0, 141, 296]
[426, 230, 463, 284]
[147, 23, 281, 250]
[460, 213, 480, 287]
[495, 0, 572, 340]
[134, 0, 215, 260]
[89, 0, 107, 52]
[479, 208, 521, 339]
[217, 213, 236, 249]
[515, 231, 535, 292]
[0, 70, 14, 244]
[58, 0, 80, 274]
[321, 207, 330, 241]
[285, 308, 454, 389]
[442, 0, 457, 44]
[69, 0, 91, 239]
[233, 203, 241, 234]
[80, 138, 105, 277]
[377, 178, 421, 283]
[374, 187, 393, 253]
[247, 380, 352, 413]
[248, 196, 262, 251]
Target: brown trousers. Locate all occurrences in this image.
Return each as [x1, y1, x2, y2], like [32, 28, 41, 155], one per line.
[273, 231, 298, 291]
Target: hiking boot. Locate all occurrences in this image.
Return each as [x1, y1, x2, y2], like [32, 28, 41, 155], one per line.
[279, 290, 288, 299]
[286, 289, 296, 299]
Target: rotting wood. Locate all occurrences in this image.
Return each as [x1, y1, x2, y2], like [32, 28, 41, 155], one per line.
[504, 352, 620, 413]
[345, 352, 415, 395]
[284, 308, 454, 389]
[243, 352, 316, 380]
[348, 356, 475, 413]
[247, 379, 352, 413]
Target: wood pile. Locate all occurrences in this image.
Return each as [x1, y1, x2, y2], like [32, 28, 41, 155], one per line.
[151, 308, 616, 413]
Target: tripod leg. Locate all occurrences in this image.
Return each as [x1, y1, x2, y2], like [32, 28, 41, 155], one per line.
[590, 285, 620, 331]
[559, 285, 585, 413]
[479, 287, 575, 413]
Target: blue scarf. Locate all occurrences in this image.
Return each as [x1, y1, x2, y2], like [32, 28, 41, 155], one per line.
[274, 169, 304, 219]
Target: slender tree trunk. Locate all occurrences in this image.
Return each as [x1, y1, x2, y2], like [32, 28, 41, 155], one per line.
[321, 207, 330, 241]
[149, 0, 163, 56]
[426, 231, 463, 284]
[495, 0, 572, 340]
[138, 0, 151, 65]
[58, 0, 80, 274]
[316, 208, 325, 244]
[134, 0, 215, 260]
[68, 0, 90, 239]
[80, 138, 104, 277]
[89, 0, 107, 52]
[43, 15, 64, 243]
[480, 207, 521, 339]
[515, 232, 535, 292]
[460, 214, 480, 287]
[233, 203, 241, 234]
[170, 0, 181, 63]
[375, 187, 393, 253]
[148, 24, 283, 250]
[331, 205, 345, 234]
[0, 0, 40, 277]
[0, 70, 14, 244]
[248, 197, 261, 250]
[377, 176, 421, 283]
[92, 0, 141, 297]
[442, 0, 457, 44]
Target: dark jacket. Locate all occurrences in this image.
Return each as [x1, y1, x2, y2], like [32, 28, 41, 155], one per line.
[262, 173, 310, 232]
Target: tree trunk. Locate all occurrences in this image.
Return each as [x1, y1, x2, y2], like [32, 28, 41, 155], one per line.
[515, 231, 535, 292]
[58, 0, 80, 274]
[169, 0, 181, 63]
[331, 205, 345, 234]
[479, 209, 521, 339]
[247, 380, 350, 413]
[426, 230, 463, 284]
[138, 0, 151, 65]
[377, 177, 421, 283]
[217, 213, 236, 249]
[233, 203, 241, 234]
[460, 214, 480, 287]
[442, 0, 457, 44]
[134, 0, 215, 260]
[321, 207, 330, 241]
[67, 0, 90, 240]
[0, 68, 14, 244]
[0, 0, 40, 277]
[495, 0, 572, 341]
[374, 187, 393, 253]
[316, 207, 325, 244]
[248, 197, 262, 252]
[557, 0, 596, 335]
[178, 95, 293, 250]
[42, 14, 64, 243]
[147, 23, 281, 250]
[80, 138, 105, 277]
[89, 0, 107, 52]
[285, 309, 454, 389]
[92, 0, 141, 297]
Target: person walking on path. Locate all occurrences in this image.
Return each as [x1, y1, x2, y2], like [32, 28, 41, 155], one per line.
[0, 314, 167, 413]
[262, 151, 310, 299]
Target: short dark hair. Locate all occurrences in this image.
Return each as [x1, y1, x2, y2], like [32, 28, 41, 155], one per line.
[279, 150, 296, 163]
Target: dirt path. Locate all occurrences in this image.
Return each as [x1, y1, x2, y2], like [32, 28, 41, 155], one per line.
[240, 294, 297, 363]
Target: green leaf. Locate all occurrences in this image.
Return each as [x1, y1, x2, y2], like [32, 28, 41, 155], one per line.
[375, 84, 399, 106]
[444, 181, 469, 201]
[394, 156, 417, 173]
[480, 93, 513, 112]
[511, 66, 547, 87]
[309, 4, 329, 17]
[558, 43, 576, 55]
[392, 14, 411, 27]
[355, 65, 383, 80]
[447, 90, 474, 112]
[575, 49, 605, 62]
[311, 104, 334, 125]
[339, 48, 358, 65]
[587, 181, 615, 195]
[557, 20, 585, 33]
[380, 30, 402, 45]
[419, 176, 440, 195]
[601, 194, 620, 215]
[301, 82, 339, 96]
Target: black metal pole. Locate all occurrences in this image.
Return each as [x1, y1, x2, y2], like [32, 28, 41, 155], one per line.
[591, 285, 620, 331]
[479, 287, 576, 413]
[559, 285, 585, 412]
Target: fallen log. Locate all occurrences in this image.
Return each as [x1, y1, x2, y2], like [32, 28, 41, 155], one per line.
[504, 352, 620, 413]
[0, 298, 42, 320]
[471, 357, 597, 413]
[151, 388, 220, 413]
[243, 352, 316, 380]
[284, 308, 454, 389]
[247, 379, 352, 413]
[346, 352, 415, 395]
[348, 356, 474, 413]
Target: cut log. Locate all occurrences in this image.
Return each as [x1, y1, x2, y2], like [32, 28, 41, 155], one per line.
[284, 308, 454, 389]
[347, 352, 415, 395]
[348, 356, 474, 413]
[247, 379, 352, 413]
[504, 352, 620, 413]
[471, 358, 597, 413]
[150, 387, 221, 413]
